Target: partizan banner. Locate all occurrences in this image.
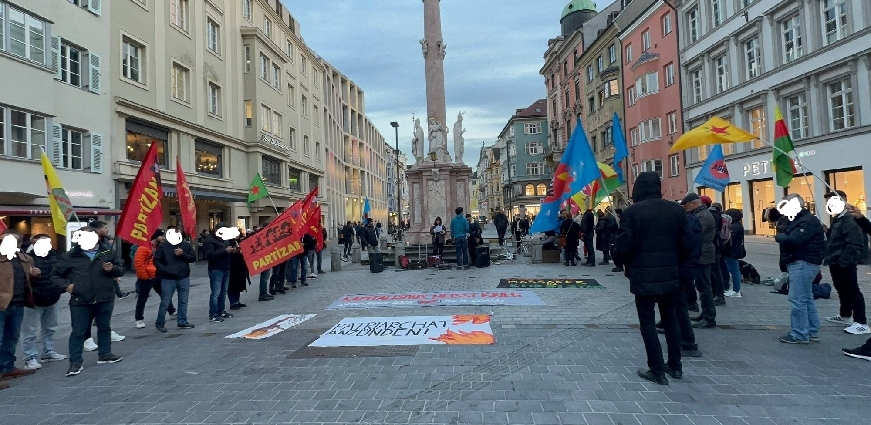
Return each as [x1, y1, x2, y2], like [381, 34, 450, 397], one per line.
[240, 189, 317, 275]
[225, 314, 315, 340]
[326, 291, 546, 310]
[309, 315, 496, 347]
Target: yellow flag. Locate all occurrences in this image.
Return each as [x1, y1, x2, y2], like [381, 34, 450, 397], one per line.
[40, 151, 75, 236]
[669, 116, 757, 152]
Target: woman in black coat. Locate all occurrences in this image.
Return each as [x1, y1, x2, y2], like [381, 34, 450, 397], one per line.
[227, 236, 248, 310]
[564, 216, 582, 266]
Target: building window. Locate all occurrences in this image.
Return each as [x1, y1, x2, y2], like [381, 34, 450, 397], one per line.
[747, 107, 766, 149]
[626, 44, 633, 63]
[822, 0, 849, 45]
[564, 88, 570, 108]
[244, 100, 252, 127]
[665, 63, 675, 86]
[301, 56, 307, 74]
[526, 141, 542, 154]
[662, 13, 672, 36]
[272, 64, 281, 90]
[691, 69, 703, 103]
[574, 79, 581, 100]
[782, 16, 802, 63]
[242, 0, 252, 21]
[208, 83, 221, 117]
[586, 65, 593, 82]
[714, 55, 729, 93]
[288, 84, 295, 107]
[60, 43, 82, 87]
[524, 184, 535, 196]
[262, 156, 281, 185]
[627, 87, 636, 106]
[303, 135, 310, 156]
[195, 140, 222, 177]
[171, 63, 189, 102]
[635, 72, 659, 98]
[786, 94, 808, 140]
[630, 127, 638, 146]
[259, 54, 269, 82]
[288, 127, 296, 150]
[263, 18, 272, 38]
[536, 183, 547, 196]
[669, 154, 680, 177]
[687, 8, 699, 43]
[301, 95, 308, 117]
[667, 112, 677, 134]
[828, 79, 855, 131]
[272, 111, 282, 137]
[642, 30, 651, 51]
[287, 168, 301, 191]
[314, 105, 320, 125]
[243, 45, 251, 73]
[744, 38, 761, 80]
[126, 121, 168, 165]
[7, 8, 46, 65]
[638, 118, 662, 143]
[122, 38, 143, 83]
[285, 39, 294, 60]
[597, 56, 603, 72]
[587, 96, 595, 113]
[563, 60, 568, 76]
[712, 0, 723, 26]
[603, 79, 619, 98]
[315, 141, 321, 160]
[608, 45, 616, 64]
[260, 105, 271, 132]
[170, 0, 188, 32]
[57, 127, 83, 170]
[601, 127, 613, 146]
[524, 123, 541, 135]
[526, 162, 542, 176]
[641, 159, 663, 177]
[206, 19, 220, 54]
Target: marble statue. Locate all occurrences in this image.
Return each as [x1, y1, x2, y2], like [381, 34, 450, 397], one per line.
[419, 39, 428, 57]
[428, 117, 450, 162]
[436, 38, 446, 57]
[412, 118, 425, 163]
[453, 112, 465, 165]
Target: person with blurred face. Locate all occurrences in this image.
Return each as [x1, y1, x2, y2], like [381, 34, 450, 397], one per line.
[21, 235, 67, 371]
[0, 231, 41, 388]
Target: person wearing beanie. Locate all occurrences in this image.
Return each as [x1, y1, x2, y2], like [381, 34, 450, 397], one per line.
[133, 229, 174, 329]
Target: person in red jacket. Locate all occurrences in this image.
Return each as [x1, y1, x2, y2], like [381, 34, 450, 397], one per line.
[133, 230, 173, 329]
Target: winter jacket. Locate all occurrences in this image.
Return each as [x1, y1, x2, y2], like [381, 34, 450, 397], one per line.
[595, 215, 612, 251]
[450, 214, 469, 239]
[303, 233, 318, 251]
[31, 251, 64, 307]
[565, 220, 582, 252]
[154, 241, 197, 280]
[364, 226, 378, 247]
[722, 222, 746, 259]
[558, 218, 573, 237]
[824, 213, 864, 267]
[774, 209, 825, 266]
[690, 205, 717, 265]
[430, 224, 446, 245]
[203, 234, 232, 271]
[133, 244, 158, 280]
[0, 252, 36, 310]
[581, 211, 595, 235]
[493, 213, 508, 230]
[51, 246, 124, 306]
[469, 221, 482, 239]
[680, 213, 703, 284]
[341, 225, 354, 242]
[614, 172, 693, 296]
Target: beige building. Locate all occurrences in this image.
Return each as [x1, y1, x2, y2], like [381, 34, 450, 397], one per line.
[0, 0, 116, 246]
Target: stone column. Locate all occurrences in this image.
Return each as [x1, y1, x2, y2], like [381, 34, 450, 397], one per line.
[423, 0, 447, 131]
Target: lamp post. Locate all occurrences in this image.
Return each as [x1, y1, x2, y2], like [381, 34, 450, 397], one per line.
[390, 121, 402, 240]
[505, 138, 513, 219]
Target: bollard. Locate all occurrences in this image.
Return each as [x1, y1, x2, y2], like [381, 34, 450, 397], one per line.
[351, 242, 361, 263]
[530, 238, 543, 263]
[395, 241, 406, 268]
[330, 243, 342, 271]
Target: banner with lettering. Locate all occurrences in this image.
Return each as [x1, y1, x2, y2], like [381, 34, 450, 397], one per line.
[326, 291, 546, 310]
[225, 314, 315, 340]
[309, 315, 495, 347]
[116, 142, 163, 248]
[175, 157, 197, 238]
[239, 188, 317, 274]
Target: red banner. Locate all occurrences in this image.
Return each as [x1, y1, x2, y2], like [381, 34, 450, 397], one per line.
[176, 157, 197, 238]
[240, 188, 317, 275]
[116, 142, 163, 248]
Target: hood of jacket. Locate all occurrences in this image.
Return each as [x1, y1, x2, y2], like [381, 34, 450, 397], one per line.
[632, 172, 662, 202]
[725, 208, 743, 221]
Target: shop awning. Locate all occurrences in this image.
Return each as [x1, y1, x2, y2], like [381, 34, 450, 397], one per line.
[161, 187, 247, 203]
[0, 206, 123, 216]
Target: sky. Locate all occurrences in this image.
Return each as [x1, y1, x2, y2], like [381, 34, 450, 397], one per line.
[285, 0, 606, 168]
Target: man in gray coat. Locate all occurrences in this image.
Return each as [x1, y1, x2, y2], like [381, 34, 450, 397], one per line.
[681, 193, 717, 328]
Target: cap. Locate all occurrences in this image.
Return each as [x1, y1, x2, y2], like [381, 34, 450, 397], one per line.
[680, 193, 701, 205]
[700, 195, 712, 206]
[150, 229, 165, 241]
[824, 190, 847, 200]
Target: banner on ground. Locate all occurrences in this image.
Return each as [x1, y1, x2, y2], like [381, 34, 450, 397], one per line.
[326, 291, 546, 310]
[225, 314, 315, 340]
[240, 188, 317, 275]
[116, 142, 163, 247]
[309, 315, 495, 347]
[498, 278, 604, 289]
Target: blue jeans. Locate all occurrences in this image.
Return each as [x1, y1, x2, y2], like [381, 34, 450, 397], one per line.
[259, 269, 271, 295]
[208, 270, 230, 318]
[723, 257, 742, 293]
[0, 304, 24, 373]
[455, 236, 469, 267]
[69, 301, 114, 364]
[157, 278, 190, 327]
[21, 304, 59, 361]
[788, 260, 820, 341]
[286, 256, 306, 283]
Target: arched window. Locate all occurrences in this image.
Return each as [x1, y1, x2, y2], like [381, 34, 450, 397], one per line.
[525, 184, 535, 196]
[536, 183, 548, 196]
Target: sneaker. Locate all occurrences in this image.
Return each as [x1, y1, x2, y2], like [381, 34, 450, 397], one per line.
[230, 304, 242, 311]
[826, 316, 853, 325]
[308, 273, 317, 279]
[843, 345, 871, 361]
[301, 282, 309, 286]
[844, 323, 871, 335]
[97, 354, 123, 364]
[23, 359, 42, 370]
[155, 325, 168, 334]
[810, 336, 821, 343]
[169, 310, 177, 317]
[66, 363, 83, 377]
[663, 366, 682, 380]
[611, 267, 623, 272]
[637, 369, 668, 385]
[258, 294, 274, 302]
[692, 320, 716, 329]
[135, 320, 145, 329]
[681, 349, 703, 358]
[237, 303, 247, 308]
[40, 352, 66, 362]
[219, 312, 233, 319]
[779, 334, 809, 344]
[117, 292, 132, 300]
[724, 291, 742, 298]
[83, 338, 98, 352]
[178, 323, 195, 329]
[687, 304, 700, 312]
[209, 316, 224, 323]
[713, 296, 726, 306]
[111, 331, 125, 342]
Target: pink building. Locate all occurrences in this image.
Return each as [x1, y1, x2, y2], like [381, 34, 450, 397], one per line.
[618, 0, 687, 201]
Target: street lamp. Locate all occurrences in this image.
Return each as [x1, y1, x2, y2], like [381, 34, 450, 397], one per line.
[390, 121, 402, 240]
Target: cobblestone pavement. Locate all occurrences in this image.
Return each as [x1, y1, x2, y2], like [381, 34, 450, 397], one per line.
[3, 229, 871, 424]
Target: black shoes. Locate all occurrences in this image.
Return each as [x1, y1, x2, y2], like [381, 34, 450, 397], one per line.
[691, 315, 703, 322]
[843, 345, 871, 361]
[301, 282, 309, 286]
[219, 312, 233, 319]
[663, 366, 683, 380]
[259, 294, 274, 301]
[317, 270, 326, 274]
[230, 304, 241, 310]
[66, 363, 83, 377]
[156, 325, 168, 333]
[637, 369, 668, 385]
[692, 320, 716, 329]
[178, 323, 195, 329]
[611, 267, 623, 272]
[713, 296, 726, 306]
[687, 304, 700, 312]
[682, 349, 703, 358]
[598, 261, 609, 265]
[96, 354, 123, 364]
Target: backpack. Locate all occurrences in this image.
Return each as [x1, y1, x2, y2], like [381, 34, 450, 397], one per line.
[399, 255, 410, 269]
[772, 272, 790, 295]
[719, 214, 732, 246]
[128, 244, 139, 264]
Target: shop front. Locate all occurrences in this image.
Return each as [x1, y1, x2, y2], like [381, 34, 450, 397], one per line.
[0, 206, 122, 251]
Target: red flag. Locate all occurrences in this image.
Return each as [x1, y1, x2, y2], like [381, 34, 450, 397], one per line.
[0, 219, 7, 233]
[176, 157, 197, 238]
[239, 188, 317, 275]
[117, 142, 163, 247]
[307, 205, 324, 251]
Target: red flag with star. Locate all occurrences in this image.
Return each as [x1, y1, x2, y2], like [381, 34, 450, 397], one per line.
[248, 173, 270, 204]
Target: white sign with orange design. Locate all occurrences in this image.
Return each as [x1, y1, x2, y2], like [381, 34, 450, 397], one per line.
[309, 315, 495, 347]
[225, 314, 315, 340]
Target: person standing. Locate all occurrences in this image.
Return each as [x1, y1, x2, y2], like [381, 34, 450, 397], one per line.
[493, 209, 509, 246]
[153, 226, 197, 333]
[774, 194, 825, 344]
[451, 207, 470, 270]
[133, 230, 174, 329]
[286, 243, 309, 289]
[341, 222, 354, 257]
[253, 226, 274, 303]
[581, 209, 596, 266]
[821, 191, 869, 335]
[317, 226, 327, 274]
[609, 209, 623, 272]
[227, 235, 248, 311]
[355, 222, 366, 251]
[430, 217, 446, 257]
[721, 209, 746, 298]
[51, 227, 125, 377]
[842, 204, 871, 360]
[595, 210, 612, 266]
[467, 214, 482, 266]
[21, 235, 67, 371]
[0, 231, 40, 387]
[681, 193, 717, 329]
[614, 172, 691, 385]
[203, 223, 235, 323]
[303, 233, 318, 279]
[564, 213, 582, 266]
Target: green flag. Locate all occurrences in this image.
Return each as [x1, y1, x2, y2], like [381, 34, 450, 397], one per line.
[772, 106, 797, 187]
[248, 173, 270, 203]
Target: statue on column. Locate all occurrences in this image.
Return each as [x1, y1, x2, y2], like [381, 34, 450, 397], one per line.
[428, 118, 450, 162]
[453, 112, 465, 165]
[419, 39, 428, 57]
[412, 118, 425, 163]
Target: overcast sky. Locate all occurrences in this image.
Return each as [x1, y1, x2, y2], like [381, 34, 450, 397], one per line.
[285, 0, 605, 168]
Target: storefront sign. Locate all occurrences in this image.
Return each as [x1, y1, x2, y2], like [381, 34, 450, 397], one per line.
[260, 133, 288, 152]
[742, 150, 816, 177]
[67, 191, 94, 198]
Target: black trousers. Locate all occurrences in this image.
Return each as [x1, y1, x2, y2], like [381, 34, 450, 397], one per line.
[676, 277, 698, 351]
[134, 278, 174, 321]
[831, 264, 866, 324]
[635, 293, 682, 377]
[343, 241, 352, 256]
[514, 231, 522, 248]
[583, 235, 595, 263]
[695, 265, 717, 323]
[433, 242, 444, 257]
[496, 228, 507, 246]
[270, 262, 287, 292]
[469, 238, 478, 264]
[710, 256, 725, 298]
[69, 301, 114, 363]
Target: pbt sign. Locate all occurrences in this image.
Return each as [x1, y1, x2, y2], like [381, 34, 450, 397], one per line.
[742, 150, 816, 177]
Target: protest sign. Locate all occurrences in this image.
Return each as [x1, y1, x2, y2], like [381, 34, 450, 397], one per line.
[310, 315, 495, 347]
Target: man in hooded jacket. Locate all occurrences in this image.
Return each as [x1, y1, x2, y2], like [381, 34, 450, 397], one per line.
[615, 172, 693, 385]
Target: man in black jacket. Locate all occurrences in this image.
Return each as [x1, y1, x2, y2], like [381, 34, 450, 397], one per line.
[682, 193, 718, 329]
[341, 222, 354, 257]
[153, 227, 197, 333]
[615, 172, 692, 385]
[821, 191, 869, 335]
[51, 227, 125, 377]
[843, 204, 871, 360]
[203, 223, 236, 323]
[21, 235, 67, 371]
[581, 209, 596, 266]
[493, 210, 508, 246]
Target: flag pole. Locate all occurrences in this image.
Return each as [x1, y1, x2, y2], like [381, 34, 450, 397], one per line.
[267, 194, 279, 215]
